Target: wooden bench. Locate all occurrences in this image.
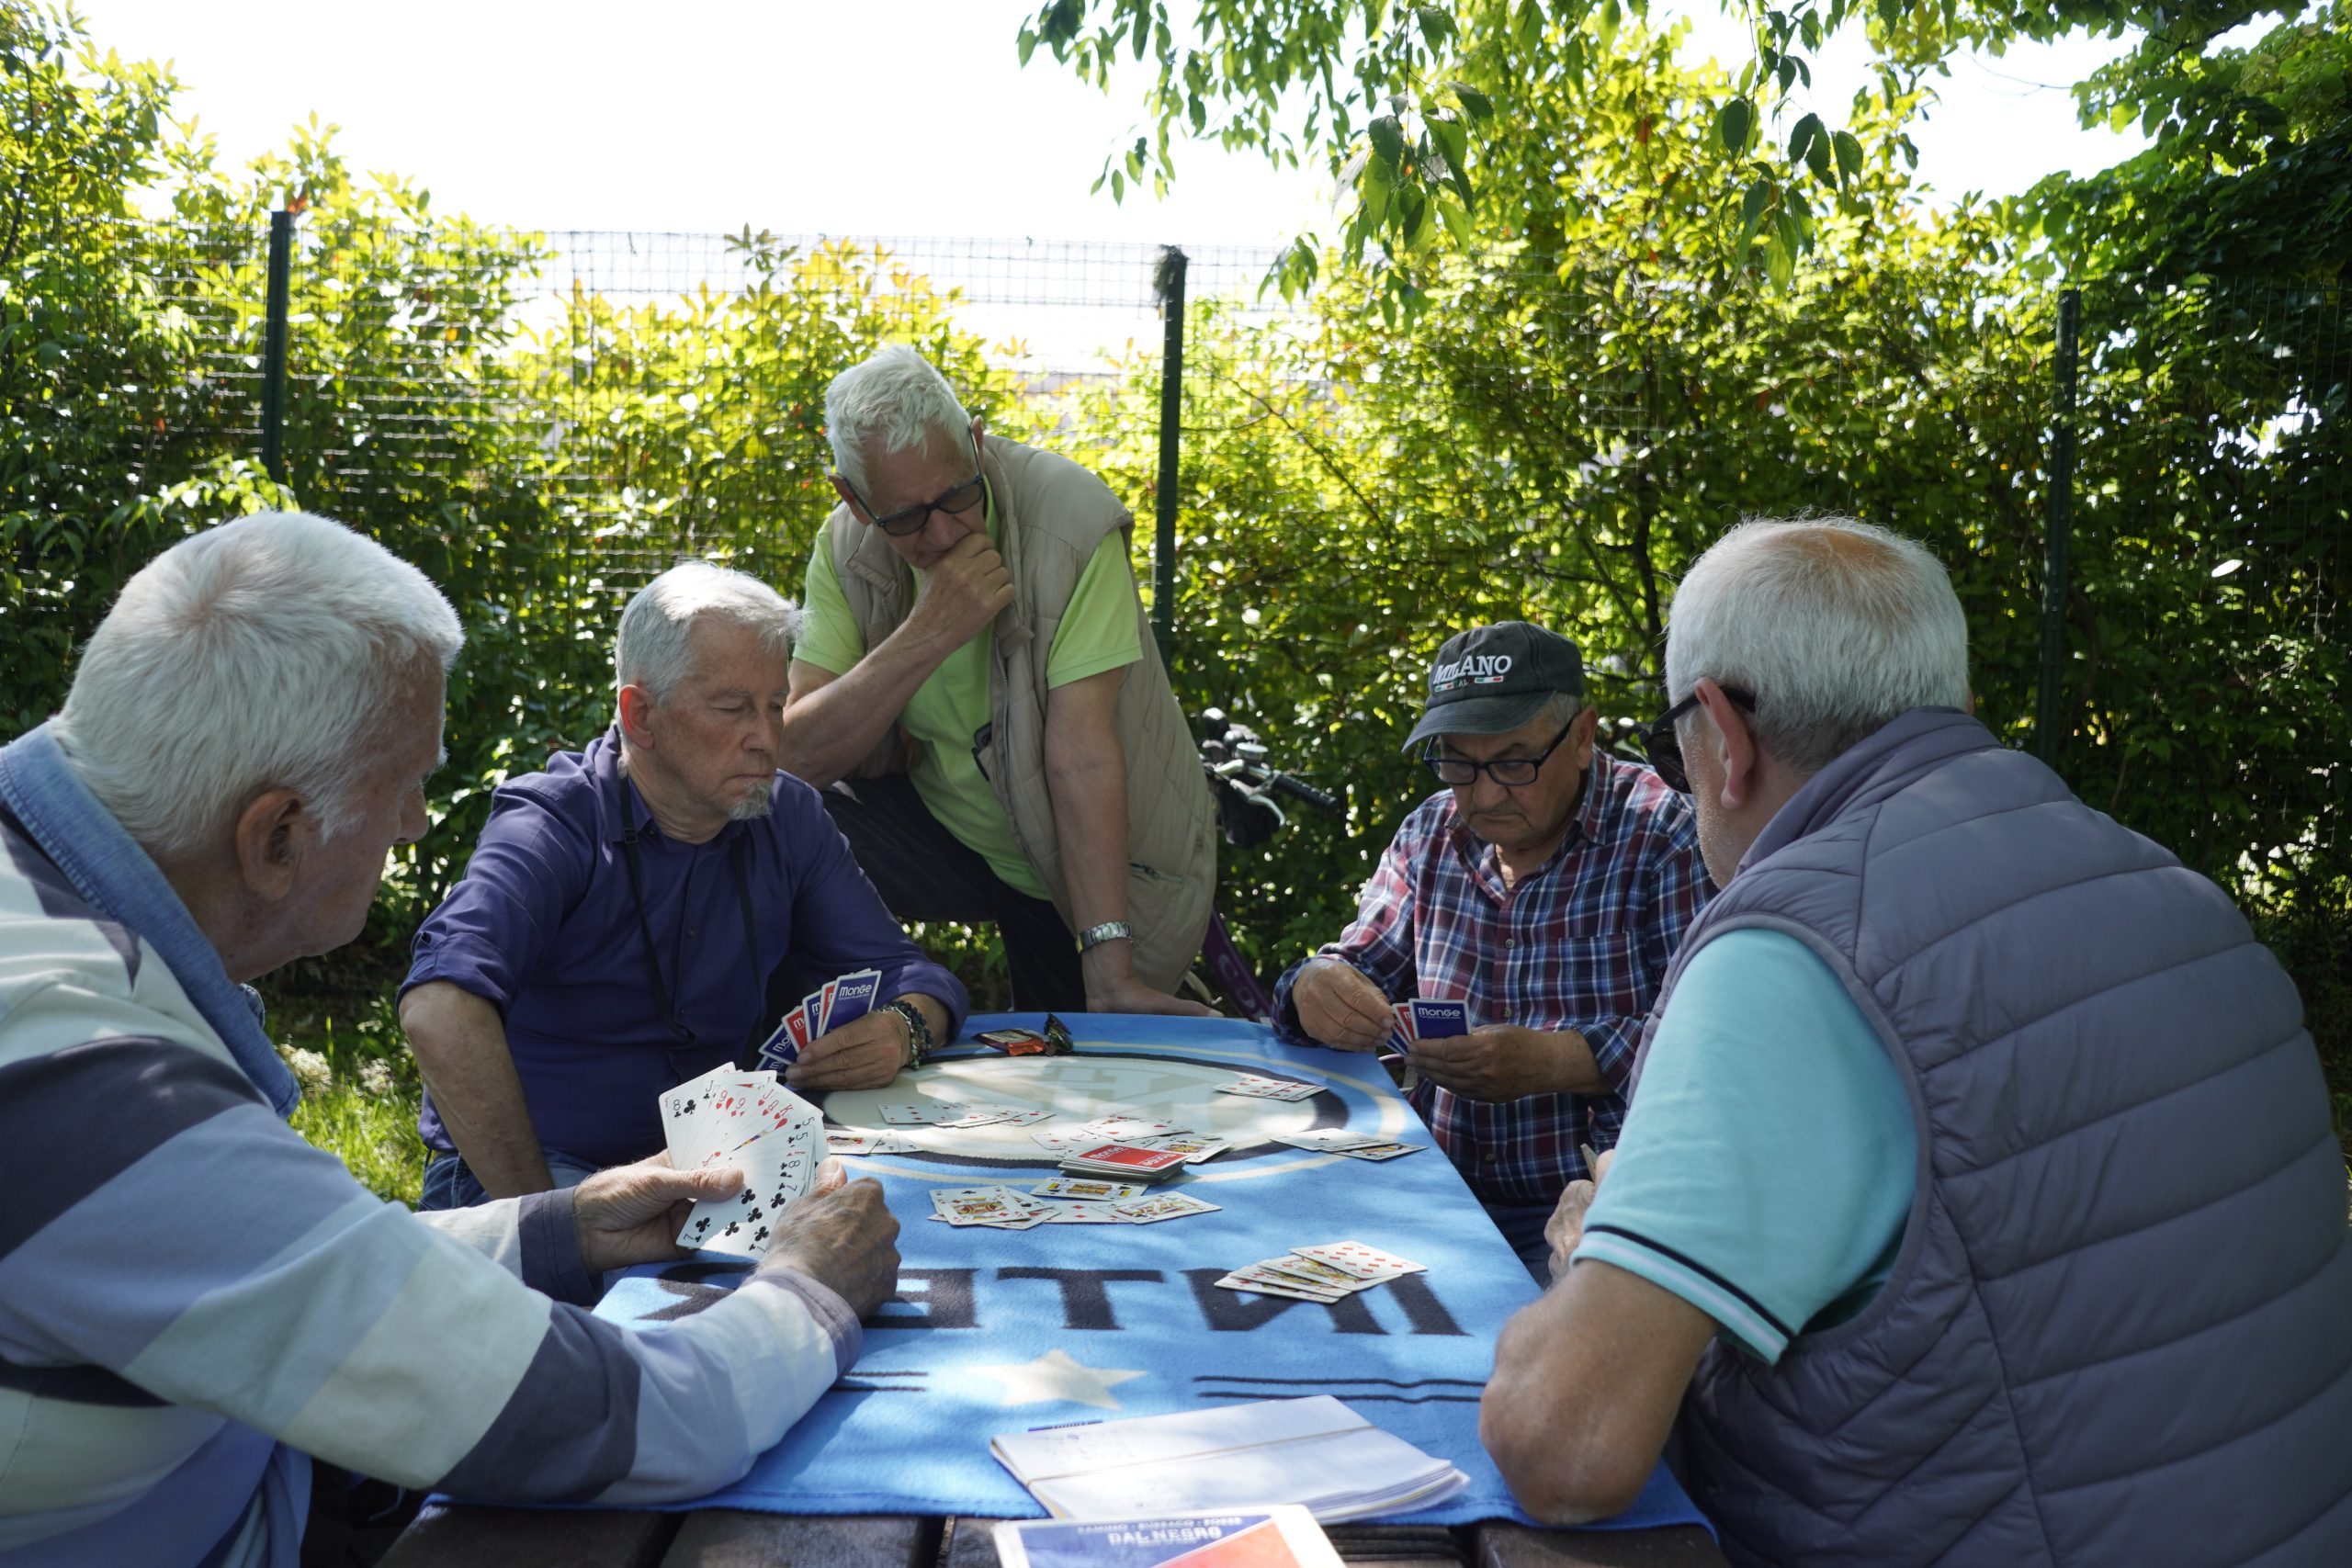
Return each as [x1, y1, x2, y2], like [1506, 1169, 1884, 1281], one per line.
[381, 1504, 1726, 1566]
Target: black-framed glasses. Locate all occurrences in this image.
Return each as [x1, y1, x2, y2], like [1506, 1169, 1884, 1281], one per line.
[1423, 720, 1577, 788]
[1643, 687, 1758, 793]
[840, 447, 987, 537]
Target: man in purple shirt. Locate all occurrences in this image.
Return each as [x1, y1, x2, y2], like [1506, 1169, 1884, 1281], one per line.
[1272, 622, 1709, 1275]
[403, 562, 968, 1209]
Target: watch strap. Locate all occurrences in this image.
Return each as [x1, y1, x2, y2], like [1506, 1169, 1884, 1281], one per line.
[1077, 919, 1134, 953]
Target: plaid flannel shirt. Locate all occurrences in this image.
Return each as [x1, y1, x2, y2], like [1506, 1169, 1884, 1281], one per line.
[1272, 751, 1711, 1205]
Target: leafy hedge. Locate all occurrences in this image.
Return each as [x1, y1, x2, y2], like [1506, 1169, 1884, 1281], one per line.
[5, 4, 2344, 1149]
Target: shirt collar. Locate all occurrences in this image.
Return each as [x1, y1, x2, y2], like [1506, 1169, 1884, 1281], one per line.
[0, 723, 302, 1118]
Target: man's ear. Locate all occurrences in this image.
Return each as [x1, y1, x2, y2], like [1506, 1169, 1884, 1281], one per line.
[829, 474, 864, 521]
[1695, 679, 1761, 811]
[1569, 704, 1600, 771]
[232, 787, 310, 902]
[617, 683, 660, 750]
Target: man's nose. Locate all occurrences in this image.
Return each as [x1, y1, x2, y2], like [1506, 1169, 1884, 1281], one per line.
[397, 787, 430, 846]
[922, 509, 968, 552]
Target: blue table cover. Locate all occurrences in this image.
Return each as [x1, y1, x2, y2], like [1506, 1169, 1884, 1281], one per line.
[593, 1013, 1709, 1535]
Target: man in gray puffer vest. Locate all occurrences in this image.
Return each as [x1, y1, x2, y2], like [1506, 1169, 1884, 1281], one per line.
[1481, 517, 2352, 1566]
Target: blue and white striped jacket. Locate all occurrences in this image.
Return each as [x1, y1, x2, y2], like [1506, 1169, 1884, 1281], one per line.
[0, 724, 859, 1567]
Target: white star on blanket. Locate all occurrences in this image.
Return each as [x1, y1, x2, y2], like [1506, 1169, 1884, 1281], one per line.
[969, 1348, 1147, 1410]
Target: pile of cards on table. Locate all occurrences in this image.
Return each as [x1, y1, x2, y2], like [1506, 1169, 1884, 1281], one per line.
[930, 1182, 1221, 1229]
[879, 1099, 1052, 1130]
[657, 1063, 824, 1258]
[1053, 1114, 1227, 1180]
[1216, 1241, 1426, 1303]
[1272, 1127, 1426, 1161]
[1386, 996, 1469, 1056]
[754, 966, 883, 1068]
[1215, 1073, 1319, 1101]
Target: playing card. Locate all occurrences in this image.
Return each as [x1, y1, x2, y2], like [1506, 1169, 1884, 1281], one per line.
[881, 1101, 964, 1125]
[675, 1096, 822, 1257]
[1408, 998, 1471, 1038]
[1272, 1128, 1391, 1153]
[1059, 1143, 1191, 1176]
[1109, 1191, 1220, 1224]
[1227, 1261, 1349, 1301]
[1029, 1128, 1094, 1156]
[799, 987, 826, 1043]
[825, 1129, 909, 1156]
[1214, 1075, 1318, 1101]
[1337, 1141, 1426, 1161]
[825, 968, 882, 1032]
[1032, 1178, 1148, 1201]
[933, 1102, 1023, 1129]
[1140, 1133, 1229, 1164]
[775, 1008, 814, 1066]
[1080, 1114, 1184, 1144]
[931, 1186, 1048, 1226]
[816, 980, 841, 1035]
[1259, 1255, 1374, 1292]
[1293, 1241, 1429, 1280]
[1213, 1271, 1345, 1303]
[1038, 1201, 1130, 1224]
[658, 1064, 737, 1168]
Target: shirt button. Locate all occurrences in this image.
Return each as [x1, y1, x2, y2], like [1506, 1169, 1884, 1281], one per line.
[1504, 938, 1516, 949]
[1481, 1153, 1498, 1164]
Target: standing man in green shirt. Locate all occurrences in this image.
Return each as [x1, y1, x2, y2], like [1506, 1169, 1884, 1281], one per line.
[779, 346, 1216, 1016]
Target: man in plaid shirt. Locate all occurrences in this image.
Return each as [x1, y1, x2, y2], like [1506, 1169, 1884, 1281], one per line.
[1272, 622, 1710, 1275]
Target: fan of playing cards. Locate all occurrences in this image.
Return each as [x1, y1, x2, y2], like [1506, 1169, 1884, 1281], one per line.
[659, 1063, 825, 1258]
[1385, 997, 1470, 1057]
[754, 967, 884, 1068]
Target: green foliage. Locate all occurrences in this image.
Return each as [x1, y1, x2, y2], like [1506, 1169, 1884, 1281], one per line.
[1008, 0, 2259, 300]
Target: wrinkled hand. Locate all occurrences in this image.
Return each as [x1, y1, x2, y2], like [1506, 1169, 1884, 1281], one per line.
[1293, 960, 1393, 1052]
[757, 1158, 902, 1316]
[572, 1152, 747, 1273]
[786, 1007, 910, 1091]
[1090, 973, 1216, 1018]
[1409, 1022, 1582, 1102]
[908, 533, 1015, 649]
[1544, 1148, 1614, 1283]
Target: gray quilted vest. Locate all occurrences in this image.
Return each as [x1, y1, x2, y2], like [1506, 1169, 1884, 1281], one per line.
[1627, 707, 2352, 1567]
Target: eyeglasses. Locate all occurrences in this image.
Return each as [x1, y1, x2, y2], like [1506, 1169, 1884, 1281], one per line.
[840, 449, 987, 537]
[1423, 720, 1577, 788]
[1642, 687, 1757, 793]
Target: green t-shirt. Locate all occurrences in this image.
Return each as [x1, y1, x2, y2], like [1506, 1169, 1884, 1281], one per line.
[1572, 928, 1916, 1363]
[796, 491, 1143, 899]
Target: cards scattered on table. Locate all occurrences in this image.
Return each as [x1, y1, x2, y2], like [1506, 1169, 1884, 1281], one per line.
[825, 1128, 913, 1156]
[755, 967, 883, 1067]
[657, 1063, 825, 1258]
[1216, 1073, 1320, 1101]
[1216, 1240, 1427, 1302]
[1033, 1178, 1148, 1201]
[1272, 1127, 1428, 1161]
[932, 1184, 1216, 1227]
[1080, 1114, 1184, 1144]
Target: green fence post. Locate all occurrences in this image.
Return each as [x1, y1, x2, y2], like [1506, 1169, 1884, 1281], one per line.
[2035, 288, 2082, 765]
[1151, 245, 1188, 671]
[258, 209, 294, 486]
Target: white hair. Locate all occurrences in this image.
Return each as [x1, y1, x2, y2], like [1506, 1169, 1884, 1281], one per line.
[1666, 516, 1970, 774]
[615, 560, 802, 705]
[823, 344, 973, 496]
[51, 511, 463, 860]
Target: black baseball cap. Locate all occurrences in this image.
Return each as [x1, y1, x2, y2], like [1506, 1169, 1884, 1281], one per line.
[1400, 622, 1586, 753]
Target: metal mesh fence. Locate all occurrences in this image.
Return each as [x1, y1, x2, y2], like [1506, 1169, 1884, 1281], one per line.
[6, 215, 2342, 909]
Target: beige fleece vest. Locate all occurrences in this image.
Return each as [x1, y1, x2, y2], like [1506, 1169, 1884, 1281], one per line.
[822, 436, 1215, 992]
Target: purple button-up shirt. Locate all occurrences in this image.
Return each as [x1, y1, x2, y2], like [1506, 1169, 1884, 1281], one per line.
[1272, 751, 1710, 1205]
[405, 728, 967, 1168]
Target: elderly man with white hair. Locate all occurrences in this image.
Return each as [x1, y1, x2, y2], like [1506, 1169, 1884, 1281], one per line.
[1479, 519, 2352, 1566]
[0, 513, 900, 1567]
[401, 559, 967, 1208]
[778, 345, 1216, 1016]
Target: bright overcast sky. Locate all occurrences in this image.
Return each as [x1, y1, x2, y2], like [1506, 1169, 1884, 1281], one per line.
[72, 0, 2157, 248]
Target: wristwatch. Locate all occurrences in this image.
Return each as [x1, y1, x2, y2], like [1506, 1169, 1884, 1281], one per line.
[1077, 919, 1134, 953]
[885, 998, 933, 1070]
